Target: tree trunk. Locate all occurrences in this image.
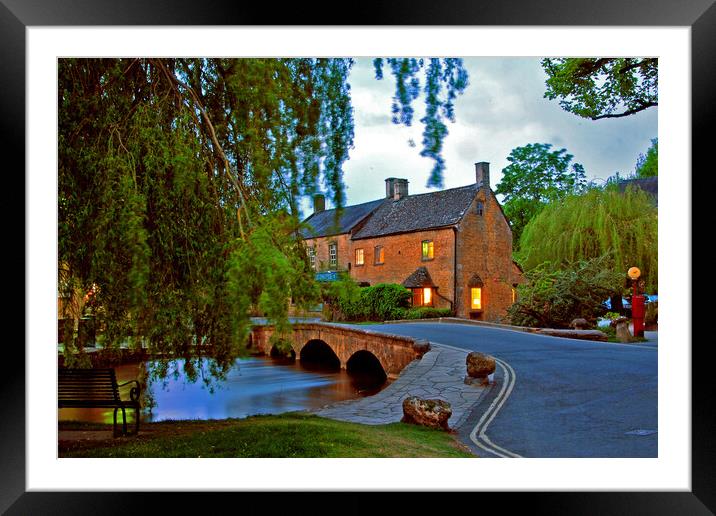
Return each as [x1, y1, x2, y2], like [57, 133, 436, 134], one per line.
[610, 294, 624, 314]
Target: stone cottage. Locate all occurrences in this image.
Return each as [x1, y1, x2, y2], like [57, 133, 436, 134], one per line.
[301, 162, 523, 321]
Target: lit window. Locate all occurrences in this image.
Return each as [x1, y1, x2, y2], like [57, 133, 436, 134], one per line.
[423, 287, 432, 306]
[329, 243, 337, 268]
[471, 287, 482, 310]
[355, 248, 364, 266]
[512, 288, 516, 304]
[374, 246, 384, 265]
[422, 240, 434, 260]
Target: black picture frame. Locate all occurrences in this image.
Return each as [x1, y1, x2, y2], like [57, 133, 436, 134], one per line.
[4, 0, 710, 513]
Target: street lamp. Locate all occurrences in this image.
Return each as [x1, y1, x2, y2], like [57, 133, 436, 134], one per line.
[628, 267, 645, 338]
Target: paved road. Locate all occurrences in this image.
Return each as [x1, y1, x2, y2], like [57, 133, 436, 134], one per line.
[363, 322, 658, 458]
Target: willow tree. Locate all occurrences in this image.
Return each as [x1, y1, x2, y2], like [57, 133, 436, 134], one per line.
[58, 58, 467, 382]
[517, 185, 658, 294]
[373, 58, 469, 188]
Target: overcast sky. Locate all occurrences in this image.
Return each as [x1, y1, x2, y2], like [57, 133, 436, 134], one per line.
[312, 56, 657, 212]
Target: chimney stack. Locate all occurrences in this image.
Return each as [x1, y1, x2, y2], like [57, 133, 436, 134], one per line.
[475, 162, 490, 189]
[313, 193, 325, 214]
[385, 178, 409, 200]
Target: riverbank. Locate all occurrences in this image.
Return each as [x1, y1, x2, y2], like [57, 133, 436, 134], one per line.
[58, 413, 474, 458]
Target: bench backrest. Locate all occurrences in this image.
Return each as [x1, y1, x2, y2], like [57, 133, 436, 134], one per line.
[59, 368, 121, 403]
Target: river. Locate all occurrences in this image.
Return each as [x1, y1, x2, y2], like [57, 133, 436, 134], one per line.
[58, 356, 388, 424]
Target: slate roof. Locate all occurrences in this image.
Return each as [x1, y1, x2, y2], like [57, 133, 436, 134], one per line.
[301, 198, 386, 238]
[402, 267, 436, 288]
[352, 184, 479, 240]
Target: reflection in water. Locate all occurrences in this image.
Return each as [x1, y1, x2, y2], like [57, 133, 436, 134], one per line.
[58, 356, 388, 424]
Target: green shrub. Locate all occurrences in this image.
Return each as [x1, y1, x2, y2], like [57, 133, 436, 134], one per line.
[321, 276, 366, 322]
[361, 283, 412, 321]
[645, 301, 658, 327]
[400, 307, 453, 320]
[601, 324, 617, 339]
[507, 255, 624, 329]
[321, 279, 411, 322]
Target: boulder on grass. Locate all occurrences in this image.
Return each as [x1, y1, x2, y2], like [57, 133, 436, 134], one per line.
[401, 396, 452, 431]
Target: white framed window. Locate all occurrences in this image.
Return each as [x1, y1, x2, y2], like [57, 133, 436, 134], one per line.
[308, 246, 316, 270]
[328, 243, 337, 268]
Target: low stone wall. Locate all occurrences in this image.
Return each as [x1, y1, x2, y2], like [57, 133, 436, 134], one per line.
[534, 329, 608, 341]
[250, 323, 429, 379]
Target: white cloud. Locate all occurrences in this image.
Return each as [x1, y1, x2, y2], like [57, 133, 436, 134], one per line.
[323, 56, 657, 210]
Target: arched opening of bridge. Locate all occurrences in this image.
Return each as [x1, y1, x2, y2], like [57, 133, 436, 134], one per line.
[346, 350, 388, 395]
[270, 343, 296, 364]
[299, 339, 341, 372]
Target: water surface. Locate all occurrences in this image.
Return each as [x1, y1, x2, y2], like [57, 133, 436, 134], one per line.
[58, 356, 387, 424]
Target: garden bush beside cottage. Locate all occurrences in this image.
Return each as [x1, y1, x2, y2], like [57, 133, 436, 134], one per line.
[507, 255, 624, 329]
[321, 278, 451, 322]
[401, 307, 453, 320]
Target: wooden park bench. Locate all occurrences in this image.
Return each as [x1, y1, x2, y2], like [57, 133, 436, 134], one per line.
[58, 368, 141, 437]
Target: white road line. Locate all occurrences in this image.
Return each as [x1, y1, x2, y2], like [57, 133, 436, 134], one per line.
[467, 356, 522, 458]
[467, 359, 513, 458]
[402, 340, 522, 458]
[476, 358, 522, 458]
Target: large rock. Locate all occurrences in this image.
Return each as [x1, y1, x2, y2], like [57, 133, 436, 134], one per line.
[570, 318, 589, 330]
[401, 396, 452, 431]
[465, 352, 496, 383]
[612, 317, 633, 343]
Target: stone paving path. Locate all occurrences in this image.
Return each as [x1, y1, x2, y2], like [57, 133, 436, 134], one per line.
[313, 344, 490, 429]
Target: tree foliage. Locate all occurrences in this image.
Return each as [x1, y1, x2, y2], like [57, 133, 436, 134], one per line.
[542, 58, 658, 120]
[635, 138, 658, 177]
[507, 255, 624, 328]
[59, 58, 466, 382]
[59, 58, 354, 381]
[373, 58, 469, 188]
[517, 186, 658, 293]
[495, 143, 587, 244]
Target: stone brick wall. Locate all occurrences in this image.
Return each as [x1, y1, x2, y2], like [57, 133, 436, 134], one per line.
[250, 323, 427, 379]
[300, 185, 523, 322]
[454, 188, 517, 321]
[303, 233, 351, 272]
[350, 228, 456, 311]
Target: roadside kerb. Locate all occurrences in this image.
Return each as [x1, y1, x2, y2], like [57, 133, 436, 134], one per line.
[312, 342, 490, 431]
[382, 317, 538, 333]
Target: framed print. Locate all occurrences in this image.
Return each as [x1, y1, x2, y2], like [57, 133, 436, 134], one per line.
[4, 0, 712, 512]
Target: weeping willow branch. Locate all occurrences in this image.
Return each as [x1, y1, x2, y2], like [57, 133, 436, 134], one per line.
[153, 59, 252, 237]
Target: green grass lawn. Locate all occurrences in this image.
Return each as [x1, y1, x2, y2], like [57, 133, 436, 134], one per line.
[59, 413, 474, 458]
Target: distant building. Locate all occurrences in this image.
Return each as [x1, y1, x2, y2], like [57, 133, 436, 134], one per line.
[618, 177, 658, 205]
[301, 162, 523, 321]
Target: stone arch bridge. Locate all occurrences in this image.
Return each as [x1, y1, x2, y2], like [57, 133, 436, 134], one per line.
[249, 323, 430, 379]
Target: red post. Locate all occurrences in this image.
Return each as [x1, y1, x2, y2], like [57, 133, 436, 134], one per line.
[632, 295, 645, 337]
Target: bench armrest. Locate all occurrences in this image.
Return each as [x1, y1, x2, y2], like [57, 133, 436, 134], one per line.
[117, 380, 141, 402]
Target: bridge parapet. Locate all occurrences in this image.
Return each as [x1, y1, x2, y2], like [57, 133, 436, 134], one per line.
[250, 322, 430, 379]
